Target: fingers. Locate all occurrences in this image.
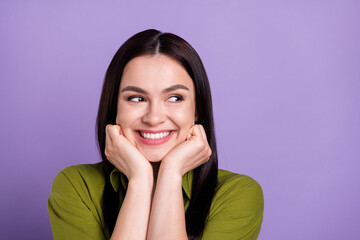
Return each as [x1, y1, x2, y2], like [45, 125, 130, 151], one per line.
[188, 124, 212, 158]
[187, 125, 195, 139]
[106, 124, 123, 140]
[115, 124, 123, 135]
[188, 124, 208, 142]
[186, 132, 192, 141]
[198, 124, 208, 142]
[195, 125, 212, 161]
[105, 124, 124, 159]
[162, 124, 212, 175]
[105, 124, 113, 145]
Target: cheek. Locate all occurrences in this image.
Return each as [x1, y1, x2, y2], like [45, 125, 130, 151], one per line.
[116, 105, 141, 133]
[169, 106, 196, 133]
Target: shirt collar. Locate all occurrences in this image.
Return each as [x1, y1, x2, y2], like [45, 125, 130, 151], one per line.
[110, 167, 193, 199]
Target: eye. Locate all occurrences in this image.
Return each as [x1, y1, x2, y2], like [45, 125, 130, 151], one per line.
[167, 95, 184, 102]
[128, 96, 145, 102]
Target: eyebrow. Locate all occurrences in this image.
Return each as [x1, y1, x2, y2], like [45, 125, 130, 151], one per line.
[163, 84, 189, 93]
[120, 84, 189, 94]
[120, 86, 147, 94]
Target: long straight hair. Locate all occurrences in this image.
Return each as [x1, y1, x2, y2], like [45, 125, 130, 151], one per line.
[96, 29, 218, 239]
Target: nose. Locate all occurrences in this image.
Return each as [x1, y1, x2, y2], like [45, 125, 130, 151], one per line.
[142, 102, 166, 126]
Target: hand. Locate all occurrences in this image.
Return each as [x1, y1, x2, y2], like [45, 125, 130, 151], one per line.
[161, 124, 212, 176]
[105, 124, 152, 180]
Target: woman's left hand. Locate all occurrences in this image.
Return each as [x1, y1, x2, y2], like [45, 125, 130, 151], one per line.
[161, 124, 212, 176]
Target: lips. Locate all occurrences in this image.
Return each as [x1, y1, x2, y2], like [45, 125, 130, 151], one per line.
[135, 130, 175, 145]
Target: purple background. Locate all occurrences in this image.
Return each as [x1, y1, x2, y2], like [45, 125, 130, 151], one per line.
[1, 1, 359, 239]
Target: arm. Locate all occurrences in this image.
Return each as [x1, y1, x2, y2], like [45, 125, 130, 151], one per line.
[147, 125, 211, 240]
[105, 124, 153, 240]
[146, 165, 187, 240]
[111, 175, 153, 240]
[48, 170, 107, 240]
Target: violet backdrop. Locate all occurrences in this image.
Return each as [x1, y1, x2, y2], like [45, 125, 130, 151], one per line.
[1, 1, 359, 239]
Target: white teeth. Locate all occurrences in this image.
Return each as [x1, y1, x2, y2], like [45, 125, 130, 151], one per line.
[140, 131, 171, 140]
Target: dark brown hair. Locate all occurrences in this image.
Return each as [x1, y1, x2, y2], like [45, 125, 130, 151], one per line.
[96, 29, 218, 239]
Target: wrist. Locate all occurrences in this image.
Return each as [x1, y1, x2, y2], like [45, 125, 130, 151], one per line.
[161, 156, 181, 172]
[128, 170, 154, 189]
[158, 163, 183, 184]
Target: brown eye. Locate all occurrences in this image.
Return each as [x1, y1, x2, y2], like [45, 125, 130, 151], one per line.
[128, 96, 145, 102]
[167, 95, 183, 102]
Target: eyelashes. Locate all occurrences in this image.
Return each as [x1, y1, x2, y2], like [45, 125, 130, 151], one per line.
[127, 96, 145, 102]
[167, 95, 184, 102]
[127, 95, 184, 103]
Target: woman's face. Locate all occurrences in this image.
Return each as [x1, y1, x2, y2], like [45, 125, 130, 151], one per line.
[116, 54, 196, 162]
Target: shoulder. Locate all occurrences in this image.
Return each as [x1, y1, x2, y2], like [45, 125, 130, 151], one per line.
[51, 162, 105, 197]
[210, 169, 264, 217]
[217, 169, 263, 197]
[202, 170, 264, 238]
[48, 163, 108, 239]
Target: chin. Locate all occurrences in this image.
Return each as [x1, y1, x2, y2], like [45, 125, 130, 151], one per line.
[142, 150, 167, 162]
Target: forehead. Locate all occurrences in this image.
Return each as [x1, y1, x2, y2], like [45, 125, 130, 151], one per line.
[120, 54, 194, 91]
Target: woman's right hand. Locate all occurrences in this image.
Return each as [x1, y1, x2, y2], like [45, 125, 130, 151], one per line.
[105, 124, 152, 181]
[106, 124, 153, 240]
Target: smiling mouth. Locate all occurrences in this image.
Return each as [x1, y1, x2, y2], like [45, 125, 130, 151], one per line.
[138, 131, 172, 140]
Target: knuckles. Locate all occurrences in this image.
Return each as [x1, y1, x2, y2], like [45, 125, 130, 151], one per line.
[104, 149, 111, 160]
[207, 148, 212, 158]
[106, 124, 115, 135]
[104, 147, 112, 159]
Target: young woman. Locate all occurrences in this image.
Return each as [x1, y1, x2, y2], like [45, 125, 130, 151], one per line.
[48, 29, 264, 240]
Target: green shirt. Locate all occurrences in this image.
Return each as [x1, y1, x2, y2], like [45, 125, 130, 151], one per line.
[48, 162, 264, 239]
